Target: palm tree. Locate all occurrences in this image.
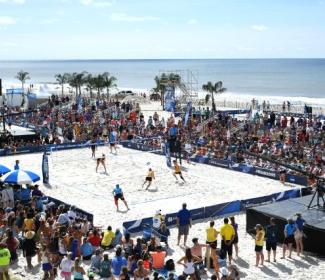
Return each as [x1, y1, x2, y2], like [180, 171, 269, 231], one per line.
[55, 73, 69, 97]
[67, 71, 87, 99]
[15, 70, 30, 107]
[102, 72, 117, 99]
[202, 81, 226, 113]
[92, 74, 105, 99]
[67, 72, 79, 98]
[153, 75, 164, 105]
[75, 71, 87, 98]
[85, 74, 95, 99]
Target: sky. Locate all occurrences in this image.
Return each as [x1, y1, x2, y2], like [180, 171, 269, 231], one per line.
[0, 0, 324, 59]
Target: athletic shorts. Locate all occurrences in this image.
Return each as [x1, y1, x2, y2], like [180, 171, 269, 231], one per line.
[146, 177, 152, 182]
[233, 235, 239, 244]
[206, 240, 218, 247]
[114, 194, 125, 202]
[255, 245, 263, 252]
[42, 263, 52, 271]
[221, 240, 233, 256]
[266, 242, 277, 251]
[284, 235, 295, 245]
[60, 271, 71, 278]
[178, 225, 190, 236]
[175, 171, 182, 175]
[110, 143, 115, 147]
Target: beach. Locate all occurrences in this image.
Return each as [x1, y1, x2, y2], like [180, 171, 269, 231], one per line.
[1, 146, 324, 279]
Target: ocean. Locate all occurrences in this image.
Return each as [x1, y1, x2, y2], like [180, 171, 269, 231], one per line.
[0, 59, 325, 98]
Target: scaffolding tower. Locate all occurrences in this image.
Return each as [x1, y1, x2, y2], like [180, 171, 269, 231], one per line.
[158, 69, 199, 105]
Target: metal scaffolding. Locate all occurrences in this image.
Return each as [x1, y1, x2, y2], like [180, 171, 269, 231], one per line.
[158, 69, 199, 104]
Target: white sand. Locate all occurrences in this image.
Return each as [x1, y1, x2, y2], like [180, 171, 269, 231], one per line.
[1, 146, 294, 227]
[1, 145, 324, 279]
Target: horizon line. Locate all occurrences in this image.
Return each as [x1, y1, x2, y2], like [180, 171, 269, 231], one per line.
[1, 57, 325, 62]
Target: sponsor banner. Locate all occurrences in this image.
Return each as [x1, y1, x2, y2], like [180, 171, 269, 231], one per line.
[286, 174, 308, 186]
[190, 207, 206, 221]
[184, 102, 192, 127]
[165, 212, 179, 227]
[241, 193, 278, 210]
[273, 189, 302, 202]
[6, 88, 23, 94]
[229, 162, 255, 174]
[165, 143, 171, 168]
[217, 109, 251, 115]
[164, 85, 176, 112]
[254, 167, 279, 180]
[42, 152, 49, 184]
[205, 202, 229, 218]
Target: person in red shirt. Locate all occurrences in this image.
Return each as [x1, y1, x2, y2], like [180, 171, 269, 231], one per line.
[87, 229, 101, 248]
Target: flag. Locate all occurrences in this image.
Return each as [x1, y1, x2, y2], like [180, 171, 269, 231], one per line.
[184, 102, 192, 127]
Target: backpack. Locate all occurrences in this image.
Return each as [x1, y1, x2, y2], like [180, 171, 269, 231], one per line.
[165, 259, 175, 271]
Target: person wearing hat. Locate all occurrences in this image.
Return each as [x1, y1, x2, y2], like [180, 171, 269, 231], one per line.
[22, 230, 37, 269]
[112, 184, 129, 212]
[254, 224, 265, 267]
[0, 243, 11, 280]
[282, 219, 297, 259]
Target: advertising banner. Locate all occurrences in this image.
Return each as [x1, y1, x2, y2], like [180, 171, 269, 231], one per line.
[42, 152, 49, 184]
[164, 85, 176, 112]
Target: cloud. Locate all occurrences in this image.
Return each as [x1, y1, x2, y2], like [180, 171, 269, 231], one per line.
[110, 13, 159, 22]
[187, 19, 198, 25]
[81, 0, 112, 7]
[0, 16, 16, 25]
[41, 18, 60, 24]
[0, 0, 25, 4]
[251, 24, 267, 32]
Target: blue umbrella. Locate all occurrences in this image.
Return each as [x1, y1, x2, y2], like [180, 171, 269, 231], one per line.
[1, 170, 40, 184]
[0, 165, 11, 175]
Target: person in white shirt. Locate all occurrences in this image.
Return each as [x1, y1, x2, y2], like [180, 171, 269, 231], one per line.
[1, 185, 14, 208]
[60, 252, 74, 280]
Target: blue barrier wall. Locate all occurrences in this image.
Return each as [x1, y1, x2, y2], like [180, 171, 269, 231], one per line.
[122, 188, 306, 234]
